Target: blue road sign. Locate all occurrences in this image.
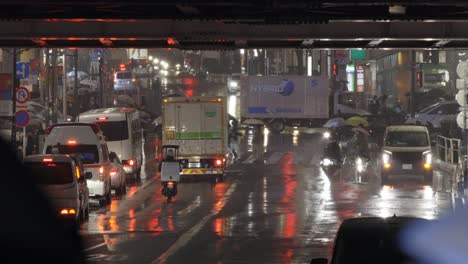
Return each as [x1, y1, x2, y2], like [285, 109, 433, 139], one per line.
[15, 110, 30, 127]
[16, 62, 30, 79]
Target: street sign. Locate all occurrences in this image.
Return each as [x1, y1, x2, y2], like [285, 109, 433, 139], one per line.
[16, 62, 30, 79]
[16, 87, 29, 104]
[15, 110, 30, 127]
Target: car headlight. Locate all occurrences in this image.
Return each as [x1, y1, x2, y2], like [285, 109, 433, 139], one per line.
[356, 157, 364, 172]
[382, 151, 391, 164]
[423, 150, 432, 167]
[382, 151, 392, 168]
[323, 131, 331, 139]
[322, 158, 334, 166]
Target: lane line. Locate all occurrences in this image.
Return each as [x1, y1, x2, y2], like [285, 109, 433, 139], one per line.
[177, 196, 201, 217]
[84, 242, 107, 252]
[153, 182, 238, 264]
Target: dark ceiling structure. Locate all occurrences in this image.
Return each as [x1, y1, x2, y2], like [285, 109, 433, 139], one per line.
[0, 1, 468, 48]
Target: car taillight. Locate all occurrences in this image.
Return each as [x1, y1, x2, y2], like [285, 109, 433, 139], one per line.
[42, 158, 53, 162]
[60, 208, 76, 215]
[109, 168, 118, 177]
[215, 159, 223, 167]
[167, 182, 174, 187]
[129, 159, 135, 166]
[99, 166, 104, 174]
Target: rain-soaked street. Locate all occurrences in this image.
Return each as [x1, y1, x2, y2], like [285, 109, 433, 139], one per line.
[81, 129, 452, 263]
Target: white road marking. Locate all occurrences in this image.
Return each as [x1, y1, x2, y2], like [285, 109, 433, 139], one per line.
[266, 151, 285, 164]
[242, 154, 255, 164]
[84, 242, 107, 252]
[177, 196, 201, 217]
[153, 182, 238, 263]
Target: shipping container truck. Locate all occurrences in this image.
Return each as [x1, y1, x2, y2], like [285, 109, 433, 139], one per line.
[241, 75, 330, 132]
[162, 96, 228, 180]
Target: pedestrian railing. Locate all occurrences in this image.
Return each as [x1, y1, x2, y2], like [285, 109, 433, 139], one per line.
[436, 135, 461, 165]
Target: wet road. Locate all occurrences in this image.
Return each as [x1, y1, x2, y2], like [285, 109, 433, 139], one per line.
[81, 129, 452, 263]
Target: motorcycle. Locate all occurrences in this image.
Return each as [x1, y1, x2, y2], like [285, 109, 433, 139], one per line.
[320, 156, 342, 178]
[354, 156, 369, 183]
[160, 145, 181, 202]
[161, 181, 178, 202]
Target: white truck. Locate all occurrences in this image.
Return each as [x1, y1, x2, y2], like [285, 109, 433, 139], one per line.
[240, 75, 369, 132]
[241, 75, 330, 132]
[162, 96, 228, 180]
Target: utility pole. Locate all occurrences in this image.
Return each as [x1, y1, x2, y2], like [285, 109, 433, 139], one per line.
[73, 49, 79, 118]
[62, 50, 67, 120]
[51, 49, 58, 124]
[99, 57, 104, 107]
[11, 48, 17, 146]
[410, 50, 416, 118]
[45, 48, 51, 125]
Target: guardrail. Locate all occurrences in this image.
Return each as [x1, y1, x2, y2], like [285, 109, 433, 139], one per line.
[435, 135, 461, 165]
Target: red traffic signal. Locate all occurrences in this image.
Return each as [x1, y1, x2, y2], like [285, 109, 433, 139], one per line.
[416, 71, 424, 88]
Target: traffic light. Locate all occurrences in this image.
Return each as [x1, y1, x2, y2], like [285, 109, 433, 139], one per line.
[416, 71, 423, 88]
[332, 63, 338, 76]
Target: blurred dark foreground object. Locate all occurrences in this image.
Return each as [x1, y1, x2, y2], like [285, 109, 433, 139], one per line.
[1, 138, 85, 263]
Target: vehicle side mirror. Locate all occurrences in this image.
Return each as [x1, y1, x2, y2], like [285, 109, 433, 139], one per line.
[310, 258, 328, 264]
[85, 172, 93, 179]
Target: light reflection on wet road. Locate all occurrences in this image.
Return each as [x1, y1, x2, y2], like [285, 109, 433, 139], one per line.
[81, 129, 451, 263]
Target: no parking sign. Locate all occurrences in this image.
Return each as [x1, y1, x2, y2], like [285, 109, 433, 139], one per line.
[15, 110, 30, 127]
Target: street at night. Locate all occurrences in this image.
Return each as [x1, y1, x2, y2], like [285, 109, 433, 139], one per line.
[81, 130, 451, 263]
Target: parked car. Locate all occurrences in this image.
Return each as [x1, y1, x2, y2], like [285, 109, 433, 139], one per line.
[23, 154, 92, 226]
[43, 123, 113, 206]
[109, 151, 127, 195]
[310, 216, 428, 264]
[405, 101, 458, 128]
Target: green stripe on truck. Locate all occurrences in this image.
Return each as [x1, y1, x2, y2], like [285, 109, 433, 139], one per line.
[175, 132, 222, 139]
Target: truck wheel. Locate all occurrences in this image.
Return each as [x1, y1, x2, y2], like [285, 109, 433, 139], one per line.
[269, 120, 285, 133]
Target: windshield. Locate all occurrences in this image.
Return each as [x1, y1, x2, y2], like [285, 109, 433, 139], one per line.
[25, 162, 73, 185]
[46, 145, 99, 164]
[96, 121, 129, 141]
[385, 131, 429, 147]
[116, 72, 132, 79]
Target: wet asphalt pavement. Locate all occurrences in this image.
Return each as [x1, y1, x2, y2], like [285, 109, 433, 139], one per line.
[81, 128, 452, 263]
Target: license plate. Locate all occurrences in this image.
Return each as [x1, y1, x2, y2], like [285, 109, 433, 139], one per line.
[189, 163, 200, 168]
[402, 164, 413, 170]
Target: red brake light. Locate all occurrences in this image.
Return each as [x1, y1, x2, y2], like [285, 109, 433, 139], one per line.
[67, 139, 77, 145]
[129, 159, 135, 166]
[99, 166, 104, 174]
[97, 117, 108, 121]
[43, 158, 53, 162]
[167, 182, 174, 187]
[215, 159, 222, 166]
[109, 168, 118, 176]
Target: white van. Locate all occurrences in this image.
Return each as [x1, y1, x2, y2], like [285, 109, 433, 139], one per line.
[114, 70, 135, 91]
[43, 123, 112, 205]
[381, 125, 433, 185]
[78, 108, 143, 179]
